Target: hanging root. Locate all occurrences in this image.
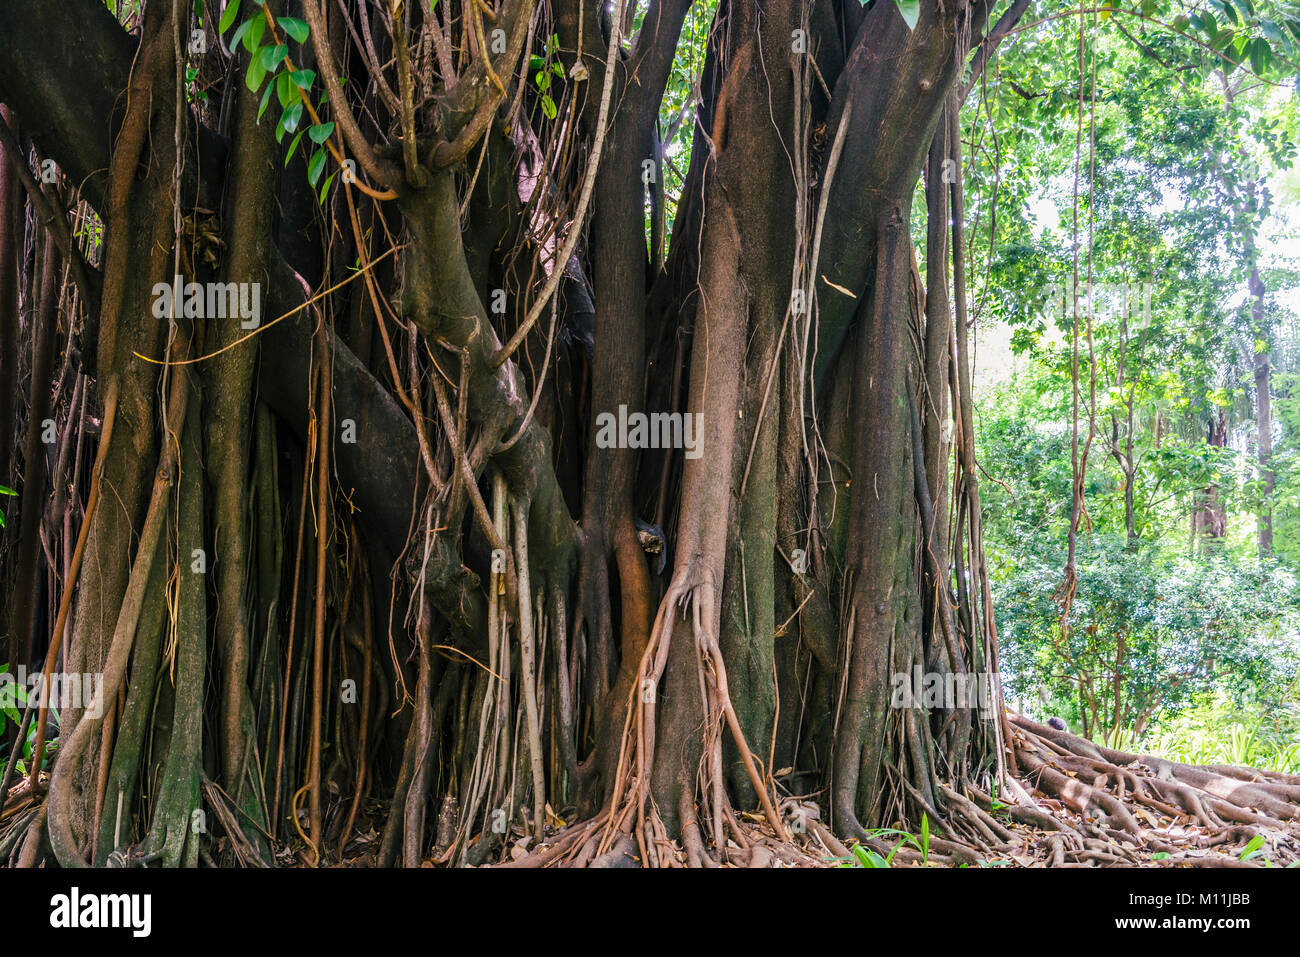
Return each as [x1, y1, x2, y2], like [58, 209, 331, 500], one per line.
[521, 564, 794, 868]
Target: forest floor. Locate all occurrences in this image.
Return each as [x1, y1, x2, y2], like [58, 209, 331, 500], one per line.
[295, 713, 1300, 869]
[7, 714, 1297, 868]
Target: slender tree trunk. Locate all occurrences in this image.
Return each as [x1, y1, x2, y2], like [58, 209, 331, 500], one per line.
[1251, 266, 1273, 557]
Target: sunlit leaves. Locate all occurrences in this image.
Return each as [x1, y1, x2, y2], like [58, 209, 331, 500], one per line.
[529, 38, 566, 122]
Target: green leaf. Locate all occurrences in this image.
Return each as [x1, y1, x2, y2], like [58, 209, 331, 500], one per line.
[1225, 32, 1249, 67]
[276, 71, 293, 108]
[541, 94, 557, 120]
[246, 51, 269, 92]
[893, 0, 919, 30]
[1249, 37, 1270, 75]
[281, 101, 304, 136]
[257, 81, 274, 119]
[308, 121, 335, 144]
[920, 813, 930, 863]
[229, 19, 252, 49]
[1260, 19, 1286, 42]
[307, 148, 326, 187]
[244, 14, 265, 52]
[260, 44, 288, 71]
[1239, 834, 1266, 860]
[1151, 851, 1171, 860]
[290, 68, 317, 91]
[0, 484, 16, 495]
[285, 129, 305, 165]
[318, 169, 338, 205]
[278, 16, 309, 43]
[218, 0, 241, 35]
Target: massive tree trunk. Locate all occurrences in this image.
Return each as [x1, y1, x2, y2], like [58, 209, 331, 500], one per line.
[0, 0, 1004, 868]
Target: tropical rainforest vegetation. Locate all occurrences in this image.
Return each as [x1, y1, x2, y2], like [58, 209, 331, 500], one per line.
[0, 0, 1298, 869]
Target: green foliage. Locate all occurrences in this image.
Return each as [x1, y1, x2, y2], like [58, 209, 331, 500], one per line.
[996, 534, 1299, 732]
[0, 483, 14, 529]
[894, 0, 920, 31]
[217, 0, 339, 204]
[833, 824, 929, 867]
[0, 664, 58, 776]
[969, 2, 1300, 756]
[1146, 689, 1300, 772]
[528, 34, 564, 123]
[650, 0, 718, 249]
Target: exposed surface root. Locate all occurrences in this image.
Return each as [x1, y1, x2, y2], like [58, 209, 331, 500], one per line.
[10, 707, 1297, 868]
[484, 713, 1300, 868]
[1000, 714, 1300, 868]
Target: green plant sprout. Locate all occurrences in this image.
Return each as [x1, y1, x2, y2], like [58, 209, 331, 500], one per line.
[0, 483, 16, 529]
